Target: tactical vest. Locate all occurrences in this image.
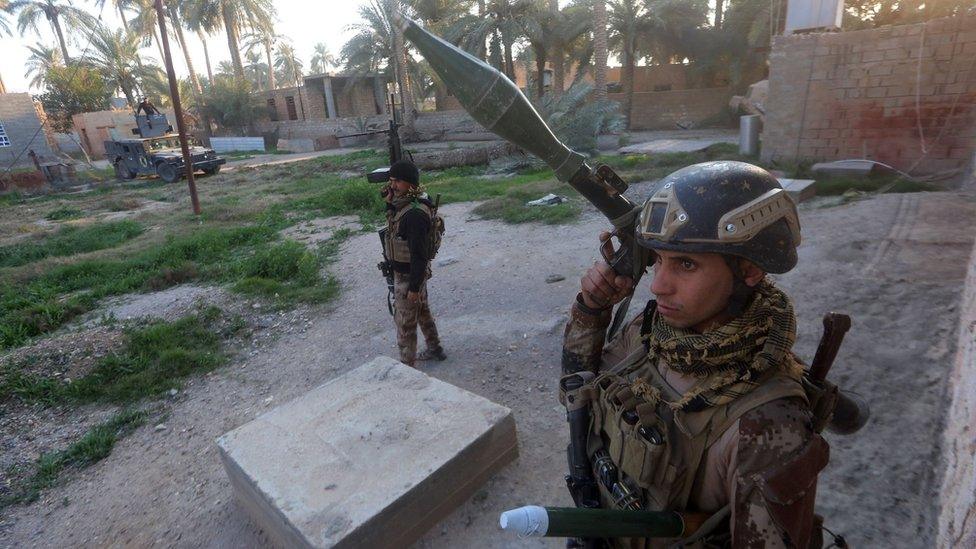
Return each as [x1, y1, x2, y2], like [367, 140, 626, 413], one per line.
[583, 348, 809, 548]
[384, 199, 442, 264]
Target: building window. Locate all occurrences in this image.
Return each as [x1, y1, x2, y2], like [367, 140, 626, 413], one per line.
[0, 119, 10, 147]
[285, 96, 298, 120]
[267, 98, 278, 121]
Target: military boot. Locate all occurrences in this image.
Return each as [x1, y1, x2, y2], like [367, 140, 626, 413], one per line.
[417, 346, 447, 361]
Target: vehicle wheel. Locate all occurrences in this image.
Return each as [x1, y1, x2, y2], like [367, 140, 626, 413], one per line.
[204, 164, 221, 176]
[157, 163, 181, 183]
[114, 162, 135, 181]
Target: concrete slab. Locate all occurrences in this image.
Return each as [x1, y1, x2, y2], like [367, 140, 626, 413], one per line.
[618, 137, 736, 155]
[216, 356, 518, 549]
[779, 178, 817, 203]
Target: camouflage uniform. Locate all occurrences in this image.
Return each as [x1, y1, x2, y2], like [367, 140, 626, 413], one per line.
[563, 301, 827, 548]
[393, 271, 441, 366]
[385, 194, 442, 367]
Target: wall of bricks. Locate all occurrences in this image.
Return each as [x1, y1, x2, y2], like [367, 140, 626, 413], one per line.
[762, 15, 976, 175]
[255, 114, 390, 142]
[412, 110, 495, 141]
[609, 87, 733, 130]
[0, 93, 56, 168]
[606, 65, 690, 91]
[259, 78, 383, 123]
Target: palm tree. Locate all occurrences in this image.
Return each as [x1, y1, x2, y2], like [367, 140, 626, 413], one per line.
[195, 0, 274, 84]
[8, 0, 93, 62]
[243, 50, 268, 89]
[182, 0, 222, 86]
[408, 0, 472, 108]
[24, 42, 63, 89]
[607, 0, 647, 126]
[130, 0, 206, 100]
[310, 43, 338, 74]
[0, 0, 11, 93]
[546, 0, 591, 98]
[274, 41, 303, 87]
[343, 0, 416, 129]
[242, 20, 283, 90]
[593, 0, 608, 101]
[86, 23, 159, 107]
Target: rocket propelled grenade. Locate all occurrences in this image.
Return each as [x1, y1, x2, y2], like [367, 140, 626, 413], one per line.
[398, 15, 640, 231]
[499, 505, 697, 539]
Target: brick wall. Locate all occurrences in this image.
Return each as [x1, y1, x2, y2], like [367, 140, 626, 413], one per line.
[606, 65, 690, 91]
[609, 87, 733, 130]
[0, 93, 56, 168]
[255, 114, 390, 141]
[412, 110, 497, 141]
[762, 15, 976, 175]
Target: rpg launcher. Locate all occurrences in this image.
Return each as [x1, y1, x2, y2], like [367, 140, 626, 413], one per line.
[398, 15, 647, 326]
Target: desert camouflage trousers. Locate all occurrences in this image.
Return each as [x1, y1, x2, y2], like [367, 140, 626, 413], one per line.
[393, 273, 440, 367]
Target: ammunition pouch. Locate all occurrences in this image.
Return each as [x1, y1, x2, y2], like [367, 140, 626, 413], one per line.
[591, 373, 676, 510]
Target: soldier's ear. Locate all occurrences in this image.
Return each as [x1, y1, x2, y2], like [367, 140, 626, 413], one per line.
[740, 260, 765, 287]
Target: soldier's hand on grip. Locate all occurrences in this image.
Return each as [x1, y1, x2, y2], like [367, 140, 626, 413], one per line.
[580, 232, 634, 310]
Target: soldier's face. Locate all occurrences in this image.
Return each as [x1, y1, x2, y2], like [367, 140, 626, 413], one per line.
[649, 250, 736, 332]
[389, 177, 412, 195]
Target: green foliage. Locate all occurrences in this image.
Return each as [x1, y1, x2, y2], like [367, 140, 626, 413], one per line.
[0, 220, 144, 268]
[0, 409, 147, 508]
[202, 77, 264, 134]
[471, 179, 581, 224]
[537, 81, 624, 154]
[39, 64, 112, 132]
[44, 206, 84, 221]
[1, 309, 223, 405]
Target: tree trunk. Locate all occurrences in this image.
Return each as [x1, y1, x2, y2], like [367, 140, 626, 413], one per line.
[118, 2, 129, 29]
[549, 0, 562, 98]
[534, 45, 547, 99]
[51, 16, 71, 63]
[501, 30, 516, 81]
[169, 7, 204, 98]
[221, 4, 245, 82]
[622, 47, 635, 128]
[392, 2, 415, 134]
[714, 0, 724, 28]
[593, 0, 608, 101]
[198, 30, 214, 85]
[264, 38, 276, 90]
[0, 72, 6, 94]
[153, 28, 166, 63]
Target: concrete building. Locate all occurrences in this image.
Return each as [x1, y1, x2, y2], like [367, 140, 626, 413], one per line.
[258, 72, 388, 124]
[0, 93, 57, 169]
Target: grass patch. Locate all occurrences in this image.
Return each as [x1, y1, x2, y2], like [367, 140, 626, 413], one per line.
[1, 309, 226, 405]
[0, 220, 144, 269]
[0, 409, 147, 508]
[471, 179, 581, 224]
[232, 238, 340, 304]
[45, 206, 85, 221]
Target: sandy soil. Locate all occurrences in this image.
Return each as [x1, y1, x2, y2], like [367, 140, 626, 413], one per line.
[1, 185, 973, 548]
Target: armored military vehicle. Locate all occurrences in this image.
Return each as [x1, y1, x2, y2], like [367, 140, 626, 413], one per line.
[105, 114, 225, 183]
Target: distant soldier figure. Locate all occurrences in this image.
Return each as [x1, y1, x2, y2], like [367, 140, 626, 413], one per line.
[383, 159, 446, 367]
[563, 161, 829, 547]
[136, 97, 161, 117]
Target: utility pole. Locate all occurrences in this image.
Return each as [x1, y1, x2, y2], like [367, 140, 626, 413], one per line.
[155, 0, 201, 215]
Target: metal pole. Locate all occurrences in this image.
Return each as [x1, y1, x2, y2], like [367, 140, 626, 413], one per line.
[155, 0, 201, 215]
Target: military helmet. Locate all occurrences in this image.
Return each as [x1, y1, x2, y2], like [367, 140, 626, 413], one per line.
[635, 161, 801, 274]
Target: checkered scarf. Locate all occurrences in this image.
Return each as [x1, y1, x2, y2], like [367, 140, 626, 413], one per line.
[641, 280, 803, 412]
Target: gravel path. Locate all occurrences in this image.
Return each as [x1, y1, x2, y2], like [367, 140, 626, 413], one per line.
[1, 186, 973, 548]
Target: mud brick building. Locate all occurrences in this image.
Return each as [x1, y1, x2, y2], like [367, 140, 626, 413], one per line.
[0, 93, 57, 168]
[763, 15, 976, 175]
[258, 73, 387, 124]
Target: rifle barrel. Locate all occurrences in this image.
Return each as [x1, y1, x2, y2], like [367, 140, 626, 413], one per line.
[500, 506, 696, 539]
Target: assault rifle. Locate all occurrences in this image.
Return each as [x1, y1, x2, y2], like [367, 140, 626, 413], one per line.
[377, 228, 395, 316]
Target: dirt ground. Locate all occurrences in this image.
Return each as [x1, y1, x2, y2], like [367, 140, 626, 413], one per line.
[1, 181, 973, 548]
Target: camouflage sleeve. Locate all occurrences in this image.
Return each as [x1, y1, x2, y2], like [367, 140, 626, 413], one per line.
[561, 295, 644, 375]
[730, 398, 829, 549]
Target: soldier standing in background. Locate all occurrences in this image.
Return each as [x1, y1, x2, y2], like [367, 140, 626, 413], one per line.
[383, 159, 446, 367]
